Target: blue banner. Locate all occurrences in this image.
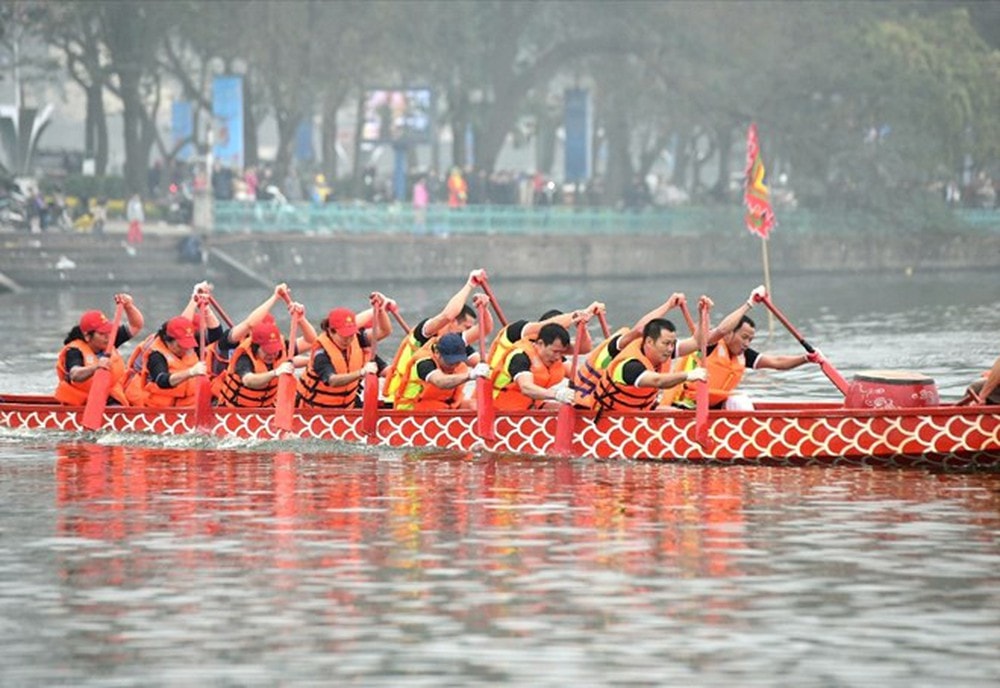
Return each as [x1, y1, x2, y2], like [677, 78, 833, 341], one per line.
[563, 88, 591, 183]
[171, 101, 195, 162]
[294, 117, 314, 163]
[212, 76, 244, 170]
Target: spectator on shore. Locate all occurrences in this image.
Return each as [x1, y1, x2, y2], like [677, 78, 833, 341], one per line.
[412, 175, 429, 234]
[447, 167, 468, 209]
[126, 193, 144, 246]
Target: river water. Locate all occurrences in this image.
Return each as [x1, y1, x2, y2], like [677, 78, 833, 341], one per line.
[1, 271, 999, 686]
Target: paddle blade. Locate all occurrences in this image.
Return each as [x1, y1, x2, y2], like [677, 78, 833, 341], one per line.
[475, 378, 496, 441]
[80, 369, 111, 431]
[193, 377, 214, 431]
[553, 404, 576, 457]
[361, 373, 378, 438]
[694, 381, 713, 450]
[274, 374, 296, 432]
[694, 301, 714, 452]
[820, 360, 851, 395]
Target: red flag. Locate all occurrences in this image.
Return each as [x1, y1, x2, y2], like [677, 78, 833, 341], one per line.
[744, 123, 775, 239]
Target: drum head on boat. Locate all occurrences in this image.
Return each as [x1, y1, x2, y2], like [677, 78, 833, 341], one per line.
[844, 369, 940, 409]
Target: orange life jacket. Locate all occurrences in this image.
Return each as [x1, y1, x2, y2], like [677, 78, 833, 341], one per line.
[592, 339, 667, 412]
[214, 338, 284, 408]
[54, 340, 128, 407]
[394, 349, 468, 411]
[658, 353, 698, 408]
[123, 332, 156, 388]
[296, 332, 364, 409]
[383, 329, 425, 402]
[125, 337, 200, 408]
[676, 343, 746, 408]
[486, 322, 523, 369]
[492, 338, 566, 411]
[571, 329, 628, 408]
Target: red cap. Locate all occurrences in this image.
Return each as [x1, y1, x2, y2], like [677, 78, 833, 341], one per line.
[326, 307, 359, 337]
[79, 310, 113, 335]
[252, 321, 284, 355]
[166, 316, 198, 349]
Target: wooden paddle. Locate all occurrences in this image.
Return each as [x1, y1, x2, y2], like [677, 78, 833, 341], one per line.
[554, 317, 587, 457]
[207, 294, 234, 327]
[193, 296, 214, 431]
[273, 293, 299, 432]
[386, 302, 411, 333]
[596, 310, 611, 338]
[361, 296, 381, 439]
[478, 275, 508, 327]
[81, 299, 125, 431]
[474, 299, 496, 442]
[695, 300, 713, 450]
[677, 300, 712, 451]
[758, 294, 850, 395]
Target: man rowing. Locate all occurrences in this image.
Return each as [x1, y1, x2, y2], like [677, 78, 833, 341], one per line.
[393, 331, 491, 411]
[486, 303, 601, 370]
[491, 321, 578, 410]
[591, 318, 708, 414]
[382, 269, 494, 402]
[573, 290, 757, 408]
[668, 288, 821, 411]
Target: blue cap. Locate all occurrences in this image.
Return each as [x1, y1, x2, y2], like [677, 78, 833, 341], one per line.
[436, 333, 468, 365]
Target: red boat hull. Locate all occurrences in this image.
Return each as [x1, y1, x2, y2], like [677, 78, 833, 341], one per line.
[0, 395, 997, 469]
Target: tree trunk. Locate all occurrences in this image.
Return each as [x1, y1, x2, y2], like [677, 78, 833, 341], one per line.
[709, 123, 733, 202]
[244, 77, 258, 169]
[320, 87, 345, 184]
[84, 83, 108, 175]
[273, 113, 299, 185]
[119, 72, 147, 196]
[449, 86, 469, 171]
[604, 101, 631, 207]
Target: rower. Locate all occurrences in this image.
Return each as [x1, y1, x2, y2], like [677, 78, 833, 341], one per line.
[669, 290, 821, 411]
[486, 303, 601, 371]
[296, 293, 393, 409]
[491, 322, 577, 410]
[124, 315, 204, 408]
[382, 269, 494, 402]
[54, 295, 144, 407]
[591, 318, 707, 414]
[392, 332, 490, 411]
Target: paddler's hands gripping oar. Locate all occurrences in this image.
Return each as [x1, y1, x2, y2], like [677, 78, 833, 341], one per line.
[753, 287, 850, 395]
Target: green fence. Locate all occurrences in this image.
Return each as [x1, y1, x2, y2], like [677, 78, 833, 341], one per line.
[211, 201, 1000, 236]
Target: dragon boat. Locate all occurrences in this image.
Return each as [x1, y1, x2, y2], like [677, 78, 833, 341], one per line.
[2, 376, 998, 470]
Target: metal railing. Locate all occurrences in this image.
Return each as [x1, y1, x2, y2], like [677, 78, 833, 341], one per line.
[210, 201, 1000, 236]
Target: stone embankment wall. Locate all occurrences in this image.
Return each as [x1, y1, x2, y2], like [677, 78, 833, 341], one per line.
[1, 228, 998, 292]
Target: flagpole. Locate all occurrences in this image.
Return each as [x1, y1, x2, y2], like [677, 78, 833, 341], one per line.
[761, 236, 775, 337]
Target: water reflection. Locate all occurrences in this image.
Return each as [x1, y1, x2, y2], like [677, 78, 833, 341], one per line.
[54, 444, 1000, 589]
[42, 443, 1000, 684]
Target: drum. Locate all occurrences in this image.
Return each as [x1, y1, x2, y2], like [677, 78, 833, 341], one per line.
[844, 370, 940, 409]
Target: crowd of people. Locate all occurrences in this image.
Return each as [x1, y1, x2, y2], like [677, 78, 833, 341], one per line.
[59, 274, 998, 420]
[188, 160, 657, 212]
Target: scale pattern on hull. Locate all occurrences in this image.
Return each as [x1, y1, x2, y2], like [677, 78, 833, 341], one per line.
[0, 401, 998, 468]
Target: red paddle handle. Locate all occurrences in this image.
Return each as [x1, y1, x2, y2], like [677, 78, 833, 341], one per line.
[478, 278, 507, 327]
